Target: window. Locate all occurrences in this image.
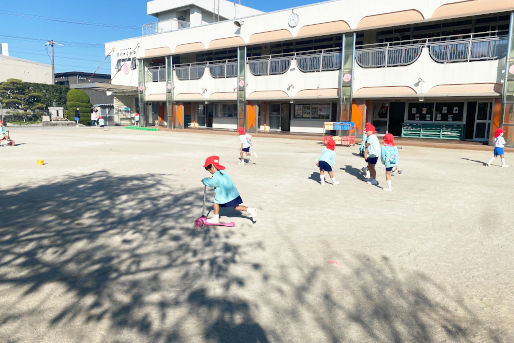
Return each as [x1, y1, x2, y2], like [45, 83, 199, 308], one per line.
[434, 102, 464, 122]
[294, 104, 331, 120]
[215, 103, 237, 118]
[407, 103, 434, 121]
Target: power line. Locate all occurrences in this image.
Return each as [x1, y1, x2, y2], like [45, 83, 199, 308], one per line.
[0, 9, 139, 30]
[0, 34, 104, 47]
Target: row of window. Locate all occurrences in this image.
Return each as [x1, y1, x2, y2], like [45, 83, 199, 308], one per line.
[209, 103, 332, 120]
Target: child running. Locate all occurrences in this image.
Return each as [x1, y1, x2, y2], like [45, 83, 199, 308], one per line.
[360, 122, 372, 178]
[238, 127, 252, 164]
[364, 124, 381, 185]
[487, 128, 508, 167]
[316, 137, 339, 185]
[202, 155, 257, 224]
[381, 133, 400, 191]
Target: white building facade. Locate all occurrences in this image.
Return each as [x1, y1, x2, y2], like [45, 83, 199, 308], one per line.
[0, 54, 52, 85]
[106, 0, 514, 145]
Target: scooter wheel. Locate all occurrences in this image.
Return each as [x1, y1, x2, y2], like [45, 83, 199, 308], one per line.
[9, 140, 14, 146]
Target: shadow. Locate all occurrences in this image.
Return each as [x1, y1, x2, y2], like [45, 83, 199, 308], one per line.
[352, 152, 364, 157]
[0, 172, 267, 342]
[259, 223, 509, 342]
[308, 171, 321, 184]
[461, 157, 488, 166]
[342, 164, 367, 181]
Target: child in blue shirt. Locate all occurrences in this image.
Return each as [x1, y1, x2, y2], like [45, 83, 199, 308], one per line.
[202, 155, 257, 224]
[381, 133, 400, 191]
[238, 127, 253, 164]
[364, 125, 381, 185]
[487, 128, 508, 167]
[316, 138, 339, 185]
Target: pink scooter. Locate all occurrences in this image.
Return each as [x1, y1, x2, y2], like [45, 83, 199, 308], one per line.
[194, 186, 235, 228]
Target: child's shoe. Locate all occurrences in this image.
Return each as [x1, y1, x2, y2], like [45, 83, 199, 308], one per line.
[331, 178, 339, 185]
[502, 164, 509, 168]
[383, 187, 392, 192]
[247, 208, 257, 222]
[239, 159, 245, 165]
[206, 215, 220, 224]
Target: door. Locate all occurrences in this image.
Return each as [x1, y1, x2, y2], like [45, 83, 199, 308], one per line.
[388, 102, 405, 136]
[196, 104, 206, 127]
[281, 103, 290, 132]
[269, 103, 281, 130]
[206, 104, 214, 128]
[474, 102, 492, 141]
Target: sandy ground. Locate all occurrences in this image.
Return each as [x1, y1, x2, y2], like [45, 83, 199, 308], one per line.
[0, 126, 513, 343]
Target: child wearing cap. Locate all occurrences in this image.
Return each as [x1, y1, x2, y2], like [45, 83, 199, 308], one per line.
[0, 121, 10, 141]
[202, 155, 257, 224]
[487, 128, 508, 167]
[360, 122, 372, 178]
[98, 116, 105, 128]
[364, 124, 380, 185]
[316, 138, 339, 185]
[381, 133, 400, 191]
[238, 127, 253, 164]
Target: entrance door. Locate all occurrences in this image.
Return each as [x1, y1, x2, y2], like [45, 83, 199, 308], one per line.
[206, 104, 214, 128]
[388, 102, 405, 136]
[196, 104, 206, 127]
[474, 102, 492, 141]
[280, 103, 290, 132]
[269, 104, 281, 130]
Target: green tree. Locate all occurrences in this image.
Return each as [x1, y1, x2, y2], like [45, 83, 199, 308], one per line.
[0, 79, 26, 110]
[66, 89, 92, 124]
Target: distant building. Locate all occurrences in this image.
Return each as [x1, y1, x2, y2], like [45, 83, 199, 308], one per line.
[0, 43, 52, 84]
[56, 71, 113, 105]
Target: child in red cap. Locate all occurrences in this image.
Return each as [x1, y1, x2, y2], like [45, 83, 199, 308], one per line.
[360, 122, 373, 178]
[202, 155, 257, 223]
[364, 124, 380, 185]
[316, 137, 339, 185]
[487, 128, 508, 167]
[238, 127, 253, 164]
[381, 133, 400, 191]
[0, 121, 10, 141]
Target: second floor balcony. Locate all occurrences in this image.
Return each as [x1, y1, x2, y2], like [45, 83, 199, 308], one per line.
[142, 19, 190, 36]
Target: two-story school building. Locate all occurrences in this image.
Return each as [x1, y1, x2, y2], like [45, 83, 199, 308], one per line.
[105, 0, 514, 146]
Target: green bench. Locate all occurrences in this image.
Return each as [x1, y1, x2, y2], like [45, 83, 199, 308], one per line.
[402, 123, 464, 140]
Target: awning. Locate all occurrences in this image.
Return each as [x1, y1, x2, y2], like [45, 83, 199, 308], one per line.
[353, 86, 417, 98]
[209, 92, 237, 101]
[174, 93, 204, 101]
[427, 83, 502, 97]
[295, 88, 338, 99]
[145, 94, 166, 101]
[247, 90, 289, 101]
[71, 82, 137, 93]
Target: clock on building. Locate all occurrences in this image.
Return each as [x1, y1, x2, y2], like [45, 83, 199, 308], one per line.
[288, 11, 299, 28]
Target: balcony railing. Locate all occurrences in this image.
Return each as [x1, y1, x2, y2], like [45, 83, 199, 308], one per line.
[355, 42, 424, 68]
[209, 59, 238, 78]
[142, 19, 190, 36]
[248, 56, 292, 76]
[174, 63, 206, 81]
[355, 32, 508, 68]
[296, 49, 342, 72]
[146, 66, 166, 82]
[428, 35, 508, 63]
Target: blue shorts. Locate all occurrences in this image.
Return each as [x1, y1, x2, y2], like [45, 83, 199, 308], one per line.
[242, 147, 250, 152]
[386, 167, 393, 172]
[494, 147, 504, 156]
[318, 160, 332, 172]
[366, 157, 378, 165]
[220, 196, 243, 207]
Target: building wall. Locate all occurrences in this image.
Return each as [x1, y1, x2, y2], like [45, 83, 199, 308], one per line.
[0, 56, 52, 84]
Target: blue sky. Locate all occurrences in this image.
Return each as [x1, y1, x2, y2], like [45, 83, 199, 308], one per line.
[0, 0, 317, 75]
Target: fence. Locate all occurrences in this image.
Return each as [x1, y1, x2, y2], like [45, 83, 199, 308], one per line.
[208, 60, 238, 78]
[428, 35, 508, 63]
[142, 19, 190, 36]
[248, 56, 292, 76]
[146, 66, 166, 82]
[175, 64, 206, 80]
[296, 49, 342, 72]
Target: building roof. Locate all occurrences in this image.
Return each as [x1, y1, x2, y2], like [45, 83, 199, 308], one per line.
[55, 71, 111, 79]
[0, 54, 50, 68]
[147, 0, 262, 19]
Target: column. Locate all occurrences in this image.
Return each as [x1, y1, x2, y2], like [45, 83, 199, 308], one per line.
[137, 59, 146, 126]
[237, 46, 247, 130]
[338, 33, 356, 122]
[166, 55, 173, 128]
[500, 12, 514, 147]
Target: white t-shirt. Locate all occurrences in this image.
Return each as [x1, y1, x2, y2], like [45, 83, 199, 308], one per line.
[239, 134, 251, 148]
[494, 136, 505, 148]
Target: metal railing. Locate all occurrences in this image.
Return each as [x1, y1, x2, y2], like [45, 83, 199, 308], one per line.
[142, 19, 190, 36]
[146, 66, 166, 82]
[209, 60, 238, 78]
[355, 32, 508, 68]
[248, 55, 292, 76]
[174, 63, 206, 81]
[296, 49, 342, 72]
[355, 42, 424, 68]
[428, 35, 508, 63]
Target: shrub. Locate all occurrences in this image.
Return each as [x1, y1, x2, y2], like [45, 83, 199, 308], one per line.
[66, 89, 92, 124]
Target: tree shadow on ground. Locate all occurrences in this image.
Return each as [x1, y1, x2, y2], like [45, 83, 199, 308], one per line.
[256, 223, 509, 343]
[0, 171, 267, 342]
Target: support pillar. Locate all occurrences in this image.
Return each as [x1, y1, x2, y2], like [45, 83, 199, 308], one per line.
[237, 46, 247, 130]
[500, 11, 514, 146]
[338, 33, 355, 122]
[137, 59, 146, 126]
[166, 55, 174, 129]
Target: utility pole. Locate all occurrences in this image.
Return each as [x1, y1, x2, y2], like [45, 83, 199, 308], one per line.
[45, 40, 63, 84]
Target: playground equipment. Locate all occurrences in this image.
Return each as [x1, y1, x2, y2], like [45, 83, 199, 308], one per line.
[322, 122, 356, 146]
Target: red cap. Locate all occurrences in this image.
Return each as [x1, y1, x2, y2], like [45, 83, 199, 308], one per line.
[326, 138, 336, 151]
[0, 121, 3, 125]
[366, 124, 376, 134]
[365, 122, 372, 132]
[384, 133, 395, 146]
[495, 128, 504, 138]
[237, 127, 246, 135]
[203, 155, 226, 170]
